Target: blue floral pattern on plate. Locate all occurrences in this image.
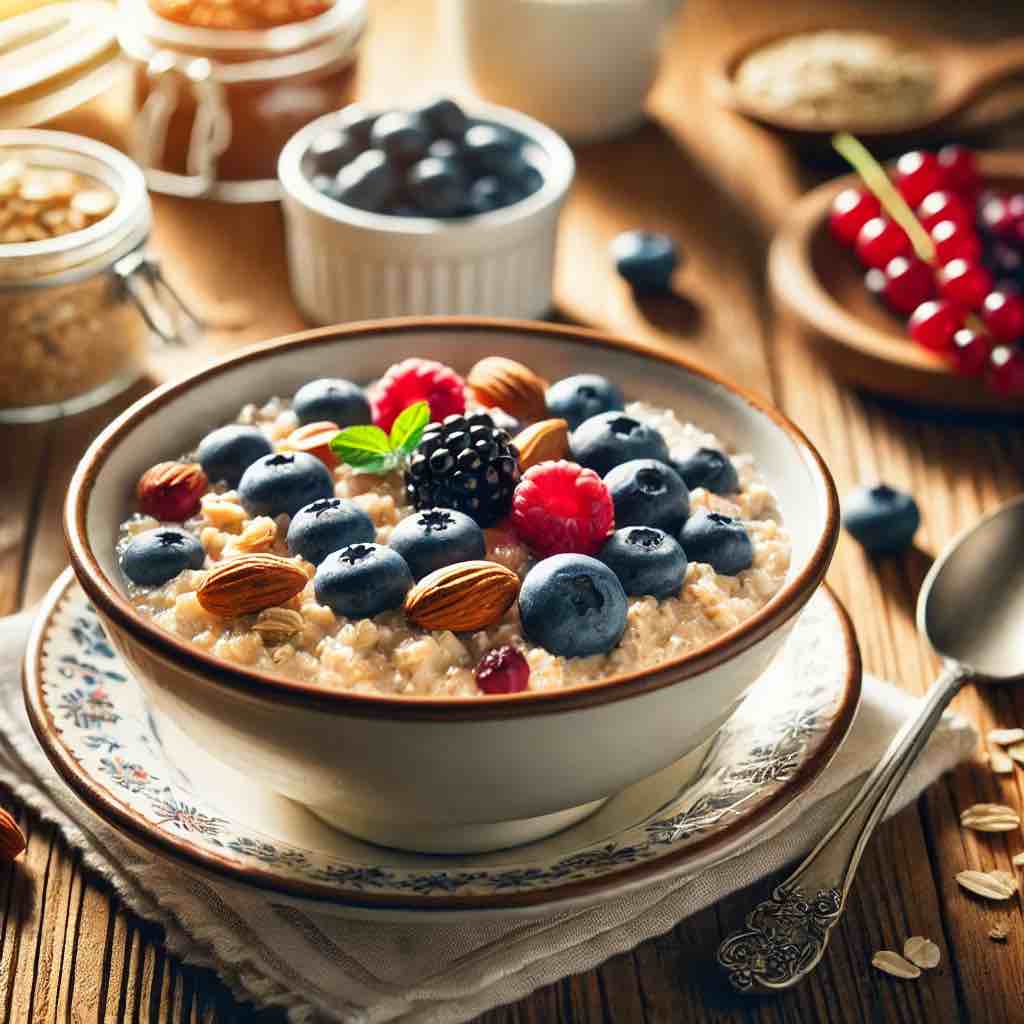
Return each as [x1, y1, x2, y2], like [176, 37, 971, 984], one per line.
[36, 579, 853, 903]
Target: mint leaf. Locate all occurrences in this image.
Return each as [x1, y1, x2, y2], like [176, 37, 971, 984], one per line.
[351, 454, 399, 475]
[389, 401, 430, 455]
[330, 425, 392, 469]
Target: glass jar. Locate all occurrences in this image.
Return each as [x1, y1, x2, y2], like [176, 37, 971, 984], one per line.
[117, 0, 367, 202]
[0, 130, 197, 423]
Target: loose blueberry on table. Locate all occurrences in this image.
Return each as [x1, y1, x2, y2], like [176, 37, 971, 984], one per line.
[610, 230, 681, 294]
[303, 97, 545, 219]
[828, 141, 1024, 397]
[118, 355, 787, 696]
[842, 484, 920, 555]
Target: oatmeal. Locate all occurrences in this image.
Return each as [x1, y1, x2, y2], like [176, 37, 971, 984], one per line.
[733, 31, 937, 130]
[119, 358, 791, 696]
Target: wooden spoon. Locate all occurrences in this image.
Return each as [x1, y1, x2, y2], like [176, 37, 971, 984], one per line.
[712, 29, 1024, 143]
[769, 150, 1024, 414]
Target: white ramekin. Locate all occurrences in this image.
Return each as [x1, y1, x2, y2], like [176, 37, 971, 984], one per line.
[278, 103, 574, 324]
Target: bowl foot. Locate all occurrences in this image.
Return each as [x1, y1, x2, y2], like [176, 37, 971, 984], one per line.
[307, 797, 610, 855]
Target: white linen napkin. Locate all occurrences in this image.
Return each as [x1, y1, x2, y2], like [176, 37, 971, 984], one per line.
[0, 607, 976, 1024]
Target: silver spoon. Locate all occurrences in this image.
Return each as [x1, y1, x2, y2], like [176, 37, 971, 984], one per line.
[717, 495, 1024, 992]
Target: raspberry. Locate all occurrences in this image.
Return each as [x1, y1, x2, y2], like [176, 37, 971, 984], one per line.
[475, 645, 530, 694]
[371, 358, 466, 433]
[511, 460, 614, 557]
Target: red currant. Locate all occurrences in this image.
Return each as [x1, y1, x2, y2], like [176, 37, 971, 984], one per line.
[987, 345, 1024, 397]
[930, 220, 982, 265]
[894, 151, 945, 208]
[475, 645, 530, 694]
[981, 289, 1024, 342]
[829, 188, 881, 246]
[979, 194, 1015, 239]
[949, 328, 992, 376]
[855, 217, 911, 269]
[881, 256, 934, 315]
[916, 191, 970, 232]
[937, 259, 992, 311]
[937, 145, 980, 197]
[908, 299, 964, 353]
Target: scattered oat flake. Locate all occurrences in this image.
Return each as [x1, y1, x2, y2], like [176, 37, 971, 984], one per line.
[956, 869, 1018, 900]
[990, 749, 1015, 775]
[989, 923, 1010, 942]
[872, 950, 921, 979]
[1008, 743, 1024, 765]
[903, 936, 940, 969]
[959, 804, 1020, 832]
[988, 728, 1024, 746]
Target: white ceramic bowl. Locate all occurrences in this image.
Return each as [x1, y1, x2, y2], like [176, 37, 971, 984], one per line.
[278, 105, 574, 325]
[64, 319, 838, 854]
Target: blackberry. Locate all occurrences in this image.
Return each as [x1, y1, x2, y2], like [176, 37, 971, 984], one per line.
[404, 412, 520, 527]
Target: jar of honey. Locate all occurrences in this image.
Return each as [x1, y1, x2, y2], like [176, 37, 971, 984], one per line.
[117, 0, 366, 201]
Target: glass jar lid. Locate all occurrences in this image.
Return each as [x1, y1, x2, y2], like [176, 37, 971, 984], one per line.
[0, 130, 150, 286]
[0, 4, 121, 131]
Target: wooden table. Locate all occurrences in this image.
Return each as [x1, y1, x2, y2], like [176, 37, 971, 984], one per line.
[3, 1, 1024, 1020]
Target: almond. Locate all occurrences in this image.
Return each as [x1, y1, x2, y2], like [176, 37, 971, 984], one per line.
[137, 461, 207, 521]
[0, 807, 25, 862]
[196, 554, 308, 617]
[467, 357, 548, 421]
[280, 420, 340, 468]
[513, 418, 569, 471]
[405, 560, 519, 632]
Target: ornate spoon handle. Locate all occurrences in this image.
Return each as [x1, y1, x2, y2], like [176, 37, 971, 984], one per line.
[718, 660, 970, 992]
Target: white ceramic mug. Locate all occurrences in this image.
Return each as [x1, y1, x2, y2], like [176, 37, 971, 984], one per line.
[447, 0, 683, 143]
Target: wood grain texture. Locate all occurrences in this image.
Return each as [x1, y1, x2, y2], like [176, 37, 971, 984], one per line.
[3, 0, 1024, 1021]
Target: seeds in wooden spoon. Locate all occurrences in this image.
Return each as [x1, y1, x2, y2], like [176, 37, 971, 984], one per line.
[956, 869, 1018, 900]
[871, 950, 921, 979]
[988, 728, 1024, 746]
[959, 803, 1020, 832]
[903, 936, 940, 970]
[989, 749, 1014, 775]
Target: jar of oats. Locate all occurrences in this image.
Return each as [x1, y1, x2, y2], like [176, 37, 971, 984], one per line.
[117, 0, 366, 202]
[0, 130, 198, 423]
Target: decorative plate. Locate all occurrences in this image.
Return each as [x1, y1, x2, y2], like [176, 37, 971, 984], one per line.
[25, 570, 860, 917]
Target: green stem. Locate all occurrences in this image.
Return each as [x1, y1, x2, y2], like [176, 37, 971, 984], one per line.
[832, 132, 935, 264]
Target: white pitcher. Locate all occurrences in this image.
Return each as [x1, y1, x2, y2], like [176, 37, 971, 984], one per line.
[447, 0, 684, 143]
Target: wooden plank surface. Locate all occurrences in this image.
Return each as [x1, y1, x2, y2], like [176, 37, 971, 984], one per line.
[2, 0, 1024, 1020]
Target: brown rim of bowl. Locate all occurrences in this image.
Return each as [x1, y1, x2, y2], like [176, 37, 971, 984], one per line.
[64, 316, 839, 722]
[24, 568, 861, 911]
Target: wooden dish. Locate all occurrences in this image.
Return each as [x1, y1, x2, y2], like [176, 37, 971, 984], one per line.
[770, 151, 1024, 414]
[712, 28, 1024, 147]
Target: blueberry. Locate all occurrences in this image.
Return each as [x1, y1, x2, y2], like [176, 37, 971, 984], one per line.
[670, 447, 740, 495]
[546, 374, 625, 430]
[334, 150, 400, 212]
[842, 484, 920, 555]
[196, 424, 274, 488]
[369, 111, 431, 165]
[292, 378, 370, 427]
[519, 554, 628, 657]
[610, 230, 680, 294]
[314, 543, 413, 618]
[604, 459, 690, 534]
[427, 138, 461, 162]
[387, 508, 485, 580]
[311, 173, 338, 198]
[407, 157, 466, 217]
[598, 526, 688, 599]
[337, 104, 378, 146]
[570, 411, 669, 476]
[417, 98, 469, 139]
[679, 510, 753, 575]
[286, 497, 375, 565]
[462, 123, 519, 174]
[498, 156, 543, 201]
[466, 175, 506, 215]
[238, 452, 334, 519]
[121, 527, 204, 587]
[307, 128, 361, 176]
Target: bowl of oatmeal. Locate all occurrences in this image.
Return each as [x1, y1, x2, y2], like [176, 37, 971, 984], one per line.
[65, 319, 838, 853]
